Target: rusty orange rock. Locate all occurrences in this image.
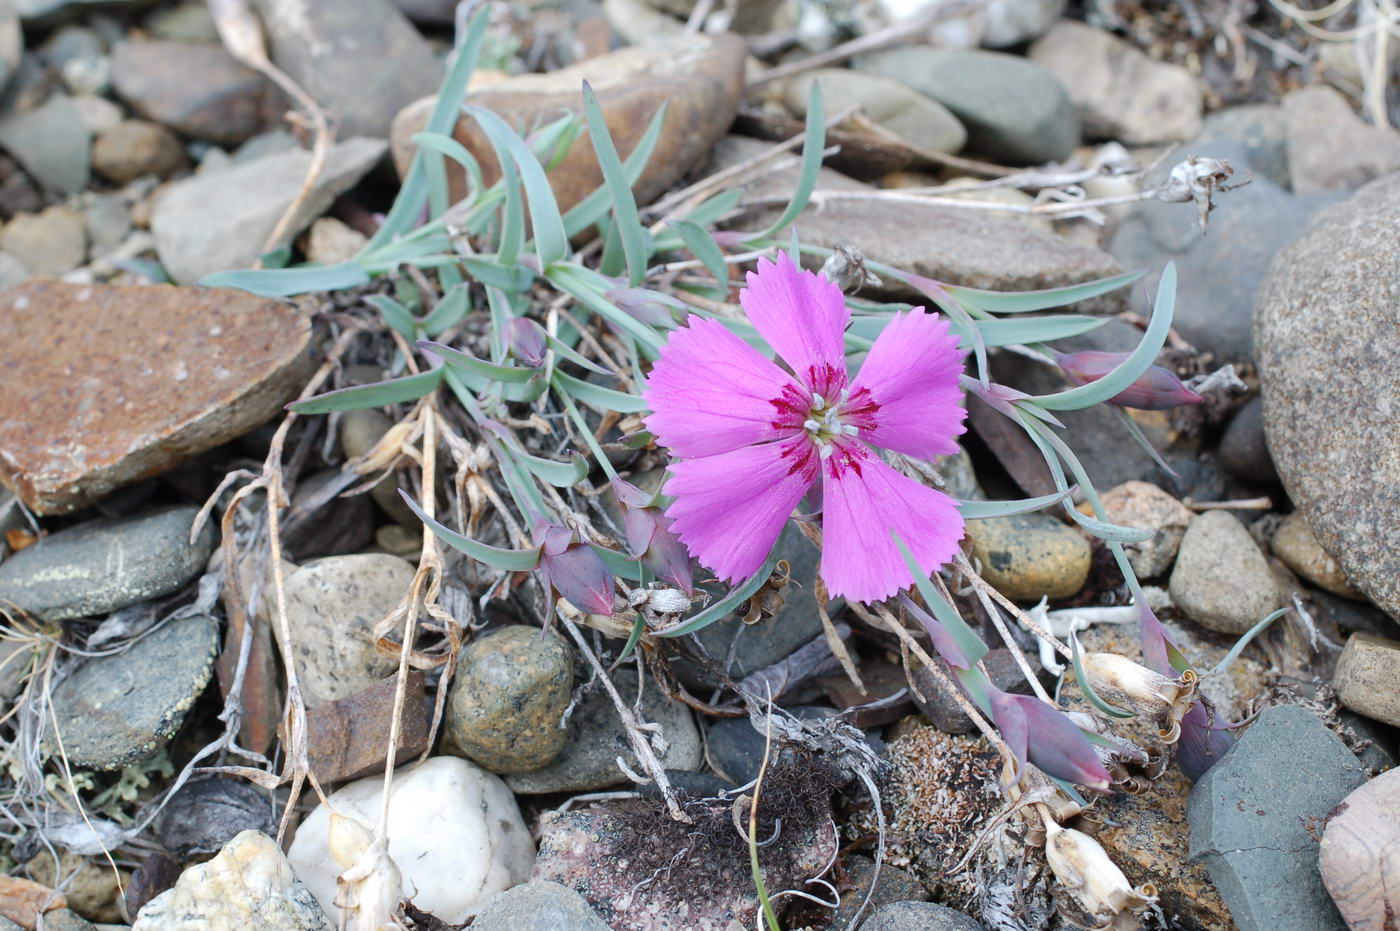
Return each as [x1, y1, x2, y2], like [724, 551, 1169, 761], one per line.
[0, 875, 65, 928]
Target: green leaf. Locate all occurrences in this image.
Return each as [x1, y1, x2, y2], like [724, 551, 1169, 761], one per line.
[1213, 607, 1292, 675]
[466, 105, 570, 267]
[1031, 262, 1177, 411]
[400, 490, 541, 571]
[582, 81, 650, 287]
[410, 131, 485, 206]
[1065, 507, 1155, 543]
[946, 269, 1146, 314]
[545, 334, 612, 375]
[481, 421, 588, 487]
[421, 340, 540, 384]
[365, 295, 418, 339]
[957, 488, 1074, 520]
[258, 243, 292, 269]
[563, 103, 668, 237]
[592, 544, 645, 581]
[363, 9, 488, 251]
[290, 368, 444, 414]
[971, 315, 1107, 347]
[547, 264, 666, 354]
[656, 545, 783, 637]
[894, 534, 989, 667]
[421, 283, 471, 335]
[460, 256, 533, 292]
[199, 262, 369, 297]
[670, 219, 729, 292]
[1070, 631, 1136, 718]
[493, 138, 526, 267]
[752, 81, 825, 241]
[553, 370, 648, 413]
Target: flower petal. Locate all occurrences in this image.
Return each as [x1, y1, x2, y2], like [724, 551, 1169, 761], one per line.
[740, 253, 850, 397]
[819, 444, 965, 603]
[663, 437, 818, 584]
[644, 317, 806, 458]
[849, 308, 967, 459]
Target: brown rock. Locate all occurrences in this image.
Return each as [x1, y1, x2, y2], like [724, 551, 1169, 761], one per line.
[1320, 768, 1400, 930]
[301, 216, 367, 266]
[390, 34, 746, 214]
[1334, 632, 1400, 727]
[1284, 85, 1400, 195]
[1085, 480, 1194, 578]
[0, 282, 314, 514]
[0, 206, 86, 278]
[306, 671, 431, 783]
[963, 512, 1091, 601]
[25, 852, 125, 923]
[92, 119, 187, 184]
[0, 875, 65, 928]
[1272, 511, 1363, 600]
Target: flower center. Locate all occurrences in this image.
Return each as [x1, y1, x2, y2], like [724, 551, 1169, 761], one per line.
[802, 391, 860, 458]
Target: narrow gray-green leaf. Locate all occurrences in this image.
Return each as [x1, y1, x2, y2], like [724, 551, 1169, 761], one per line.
[592, 544, 645, 581]
[956, 488, 1074, 520]
[200, 261, 369, 297]
[946, 269, 1145, 314]
[461, 256, 533, 292]
[553, 370, 649, 413]
[1213, 607, 1292, 675]
[1065, 507, 1155, 543]
[563, 103, 668, 237]
[365, 295, 417, 339]
[583, 80, 649, 286]
[752, 81, 824, 241]
[290, 368, 443, 414]
[894, 534, 989, 667]
[419, 339, 539, 384]
[400, 489, 541, 571]
[466, 105, 569, 267]
[421, 283, 470, 335]
[670, 219, 729, 292]
[410, 131, 485, 205]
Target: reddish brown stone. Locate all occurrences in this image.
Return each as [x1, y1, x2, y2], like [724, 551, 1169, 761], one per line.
[0, 875, 65, 928]
[305, 670, 432, 784]
[389, 33, 746, 213]
[0, 282, 314, 514]
[820, 662, 915, 728]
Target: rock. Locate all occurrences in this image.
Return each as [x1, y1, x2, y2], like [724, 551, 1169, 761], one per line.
[1087, 481, 1194, 578]
[601, 0, 685, 43]
[25, 851, 124, 923]
[0, 206, 86, 277]
[506, 668, 700, 794]
[38, 909, 94, 931]
[49, 613, 218, 770]
[70, 94, 123, 136]
[271, 554, 415, 708]
[82, 193, 131, 260]
[963, 512, 1090, 601]
[144, 2, 218, 42]
[155, 778, 275, 860]
[0, 250, 26, 287]
[1334, 633, 1400, 727]
[862, 902, 985, 931]
[933, 176, 1054, 235]
[301, 216, 366, 266]
[337, 408, 418, 527]
[283, 468, 373, 560]
[913, 648, 1035, 734]
[1169, 510, 1284, 635]
[827, 856, 929, 929]
[1271, 511, 1361, 599]
[470, 881, 610, 931]
[782, 69, 966, 154]
[288, 757, 533, 924]
[981, 0, 1064, 46]
[1095, 765, 1231, 928]
[111, 40, 281, 145]
[1255, 173, 1400, 620]
[708, 136, 1126, 306]
[1218, 396, 1279, 484]
[306, 670, 431, 783]
[1283, 85, 1400, 195]
[1029, 22, 1200, 145]
[252, 0, 440, 139]
[0, 282, 314, 514]
[444, 625, 573, 774]
[0, 93, 91, 195]
[1319, 768, 1400, 930]
[645, 0, 790, 32]
[92, 119, 186, 184]
[125, 853, 182, 923]
[152, 136, 385, 284]
[0, 876, 64, 928]
[1308, 586, 1400, 641]
[854, 48, 1078, 164]
[0, 0, 18, 93]
[387, 0, 455, 24]
[391, 34, 745, 212]
[133, 830, 331, 931]
[1189, 704, 1366, 931]
[1109, 137, 1343, 363]
[0, 507, 214, 621]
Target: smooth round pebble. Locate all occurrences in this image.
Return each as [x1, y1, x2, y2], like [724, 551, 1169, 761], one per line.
[1169, 510, 1284, 634]
[862, 900, 987, 930]
[469, 881, 610, 931]
[1271, 511, 1363, 600]
[963, 512, 1090, 601]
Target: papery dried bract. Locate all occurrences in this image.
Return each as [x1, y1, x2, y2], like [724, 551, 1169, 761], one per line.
[1056, 351, 1204, 410]
[328, 812, 407, 931]
[1043, 818, 1156, 928]
[534, 521, 615, 615]
[1082, 652, 1197, 742]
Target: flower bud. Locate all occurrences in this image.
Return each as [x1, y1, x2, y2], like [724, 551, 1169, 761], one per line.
[988, 686, 1112, 791]
[1176, 699, 1234, 782]
[1043, 819, 1157, 923]
[604, 287, 685, 327]
[507, 317, 547, 368]
[534, 521, 616, 616]
[1081, 652, 1197, 741]
[612, 479, 694, 593]
[1056, 350, 1204, 410]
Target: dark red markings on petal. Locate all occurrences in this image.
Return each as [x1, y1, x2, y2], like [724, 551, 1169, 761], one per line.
[823, 441, 868, 481]
[779, 436, 820, 483]
[839, 384, 881, 432]
[768, 382, 811, 431]
[804, 362, 848, 400]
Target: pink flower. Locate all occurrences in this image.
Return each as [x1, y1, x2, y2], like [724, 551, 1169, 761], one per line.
[642, 253, 967, 603]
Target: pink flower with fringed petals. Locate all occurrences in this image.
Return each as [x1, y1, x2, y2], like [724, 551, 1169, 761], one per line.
[643, 253, 968, 604]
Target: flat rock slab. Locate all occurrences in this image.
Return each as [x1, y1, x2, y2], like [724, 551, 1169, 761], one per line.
[306, 670, 431, 783]
[0, 506, 214, 621]
[49, 614, 219, 770]
[1189, 704, 1366, 931]
[0, 282, 314, 514]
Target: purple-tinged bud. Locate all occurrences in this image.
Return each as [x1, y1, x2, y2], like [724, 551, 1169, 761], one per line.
[508, 317, 547, 368]
[612, 479, 693, 593]
[533, 521, 615, 616]
[988, 686, 1113, 791]
[604, 287, 685, 327]
[1175, 699, 1234, 781]
[1055, 351, 1204, 410]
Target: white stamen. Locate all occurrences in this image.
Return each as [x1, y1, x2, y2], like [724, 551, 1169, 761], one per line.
[804, 418, 821, 432]
[811, 393, 825, 409]
[818, 443, 834, 459]
[842, 424, 860, 435]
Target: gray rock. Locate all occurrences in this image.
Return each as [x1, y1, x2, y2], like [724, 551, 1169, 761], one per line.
[0, 506, 214, 622]
[0, 205, 86, 277]
[1029, 22, 1201, 145]
[1306, 585, 1400, 640]
[982, 0, 1064, 47]
[270, 553, 413, 708]
[82, 193, 131, 260]
[1109, 141, 1344, 363]
[914, 648, 1035, 734]
[0, 0, 21, 93]
[1283, 85, 1400, 195]
[1218, 396, 1279, 484]
[16, 0, 151, 25]
[1169, 510, 1284, 635]
[863, 901, 986, 931]
[152, 136, 386, 283]
[156, 777, 275, 859]
[143, 2, 218, 42]
[1188, 704, 1366, 931]
[36, 911, 94, 931]
[252, 0, 441, 139]
[828, 856, 929, 929]
[444, 625, 574, 774]
[783, 68, 966, 154]
[854, 48, 1078, 164]
[470, 881, 611, 931]
[111, 39, 280, 145]
[0, 249, 26, 287]
[506, 669, 701, 794]
[0, 92, 91, 195]
[1255, 172, 1400, 621]
[1196, 104, 1291, 189]
[49, 613, 218, 770]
